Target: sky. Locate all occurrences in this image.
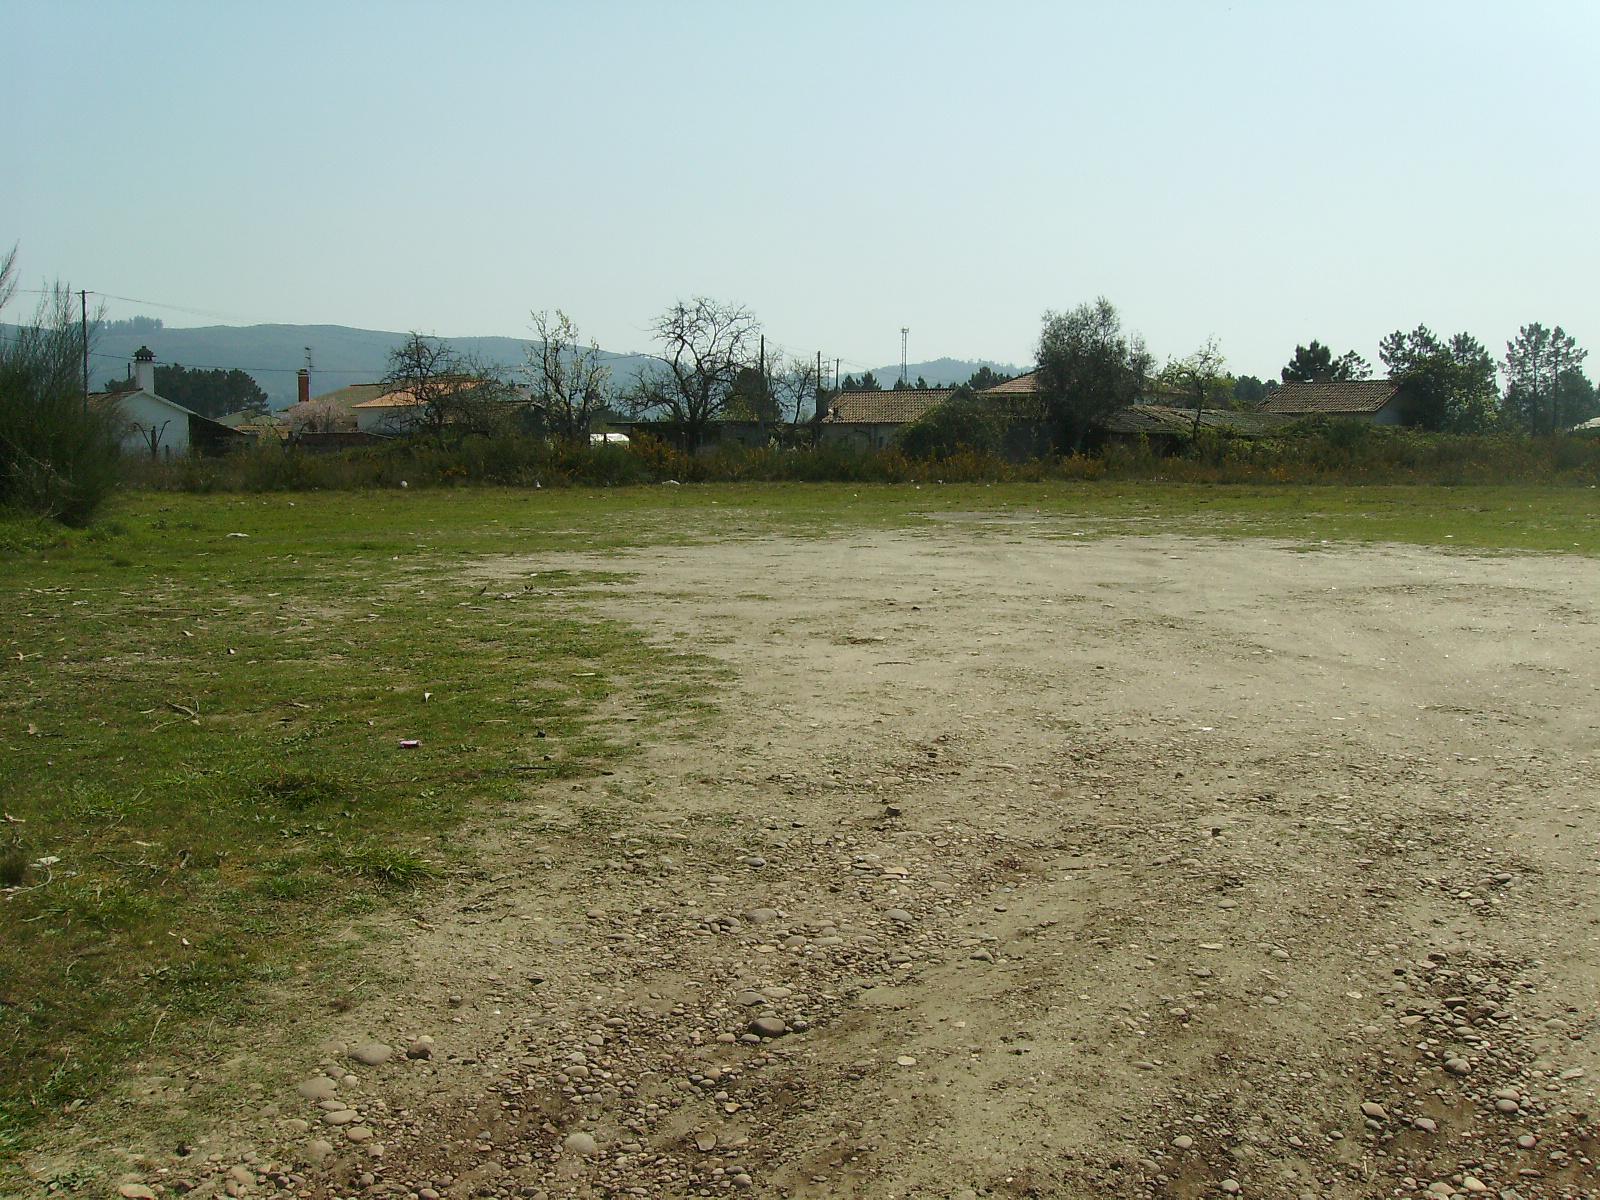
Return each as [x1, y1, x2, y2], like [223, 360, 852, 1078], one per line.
[6, 0, 1598, 380]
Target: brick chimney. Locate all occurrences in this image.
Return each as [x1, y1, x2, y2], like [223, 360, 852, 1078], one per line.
[133, 346, 156, 393]
[297, 368, 311, 406]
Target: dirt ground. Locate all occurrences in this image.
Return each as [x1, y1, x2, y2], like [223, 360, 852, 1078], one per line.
[54, 520, 1600, 1199]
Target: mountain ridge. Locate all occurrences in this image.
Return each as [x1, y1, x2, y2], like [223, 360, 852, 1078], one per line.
[16, 319, 1023, 409]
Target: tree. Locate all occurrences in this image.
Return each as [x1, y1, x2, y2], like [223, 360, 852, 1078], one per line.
[0, 245, 122, 524]
[1281, 340, 1371, 383]
[1504, 323, 1592, 434]
[895, 387, 1005, 458]
[142, 364, 268, 419]
[525, 310, 611, 444]
[1379, 325, 1500, 432]
[965, 365, 1014, 391]
[628, 298, 760, 450]
[1035, 297, 1153, 450]
[842, 370, 882, 392]
[1159, 338, 1230, 437]
[381, 332, 514, 441]
[1232, 375, 1269, 407]
[768, 355, 821, 427]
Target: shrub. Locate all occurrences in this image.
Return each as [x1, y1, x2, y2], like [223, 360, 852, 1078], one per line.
[0, 256, 123, 525]
[894, 390, 1006, 459]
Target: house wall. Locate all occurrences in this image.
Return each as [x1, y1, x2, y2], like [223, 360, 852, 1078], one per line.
[818, 423, 898, 451]
[115, 391, 191, 457]
[354, 406, 420, 436]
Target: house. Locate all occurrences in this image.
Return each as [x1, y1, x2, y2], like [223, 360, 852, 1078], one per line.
[351, 389, 426, 435]
[1258, 379, 1408, 424]
[94, 347, 245, 457]
[282, 375, 390, 434]
[817, 389, 954, 450]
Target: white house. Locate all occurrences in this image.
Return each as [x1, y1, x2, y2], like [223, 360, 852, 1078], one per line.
[94, 347, 244, 457]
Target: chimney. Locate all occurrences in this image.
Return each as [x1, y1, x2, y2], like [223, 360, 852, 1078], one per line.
[297, 368, 311, 406]
[133, 346, 156, 393]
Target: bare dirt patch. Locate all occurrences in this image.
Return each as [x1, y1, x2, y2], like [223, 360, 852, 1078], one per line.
[48, 527, 1600, 1199]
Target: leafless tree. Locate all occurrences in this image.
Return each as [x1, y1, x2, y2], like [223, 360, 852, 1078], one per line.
[525, 310, 611, 444]
[769, 355, 821, 428]
[628, 298, 760, 450]
[382, 332, 516, 442]
[1161, 337, 1229, 437]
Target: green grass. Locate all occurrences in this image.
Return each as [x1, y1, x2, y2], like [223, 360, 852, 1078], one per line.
[0, 479, 1595, 1167]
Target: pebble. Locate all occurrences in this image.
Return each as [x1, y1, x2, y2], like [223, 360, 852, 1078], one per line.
[748, 1016, 788, 1038]
[970, 950, 994, 963]
[119, 1187, 157, 1200]
[885, 909, 914, 923]
[1360, 1102, 1387, 1120]
[1444, 1056, 1472, 1075]
[348, 1042, 394, 1067]
[295, 1076, 338, 1101]
[896, 1055, 917, 1066]
[739, 856, 767, 868]
[1220, 1180, 1241, 1195]
[1173, 1135, 1194, 1150]
[305, 1139, 334, 1164]
[345, 1126, 374, 1142]
[324, 1110, 360, 1125]
[563, 1132, 599, 1156]
[1413, 1117, 1438, 1133]
[406, 1036, 436, 1060]
[745, 907, 780, 924]
[695, 1132, 717, 1151]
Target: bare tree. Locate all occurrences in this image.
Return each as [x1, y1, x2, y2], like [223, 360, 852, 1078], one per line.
[769, 355, 821, 428]
[629, 298, 760, 450]
[525, 310, 611, 444]
[382, 332, 515, 442]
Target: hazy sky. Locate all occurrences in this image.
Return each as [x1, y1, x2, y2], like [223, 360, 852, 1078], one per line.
[8, 1, 1597, 378]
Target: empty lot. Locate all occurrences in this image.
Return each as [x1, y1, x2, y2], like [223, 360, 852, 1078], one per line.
[10, 490, 1600, 1199]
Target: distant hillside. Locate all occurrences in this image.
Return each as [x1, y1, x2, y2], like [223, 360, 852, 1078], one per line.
[860, 357, 1025, 388]
[12, 318, 1022, 409]
[73, 322, 655, 410]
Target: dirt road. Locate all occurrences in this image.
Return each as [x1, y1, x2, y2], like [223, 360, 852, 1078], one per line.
[78, 522, 1600, 1199]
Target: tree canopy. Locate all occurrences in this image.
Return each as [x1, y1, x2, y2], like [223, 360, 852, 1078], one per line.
[1281, 340, 1370, 384]
[1035, 297, 1152, 450]
[1378, 326, 1499, 433]
[1503, 323, 1593, 434]
[104, 363, 268, 419]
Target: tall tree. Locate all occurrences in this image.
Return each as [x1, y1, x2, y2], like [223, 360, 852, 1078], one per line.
[1378, 326, 1499, 432]
[1504, 323, 1592, 434]
[1281, 340, 1371, 383]
[1035, 297, 1152, 450]
[629, 298, 761, 449]
[525, 310, 611, 444]
[843, 370, 883, 392]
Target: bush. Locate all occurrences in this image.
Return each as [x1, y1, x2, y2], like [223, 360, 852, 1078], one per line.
[894, 390, 1006, 459]
[0, 258, 123, 525]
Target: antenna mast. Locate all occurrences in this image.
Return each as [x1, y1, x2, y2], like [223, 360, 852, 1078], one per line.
[900, 327, 909, 386]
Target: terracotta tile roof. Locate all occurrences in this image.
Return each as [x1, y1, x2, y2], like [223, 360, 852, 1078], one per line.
[978, 371, 1039, 395]
[821, 389, 954, 424]
[352, 391, 427, 409]
[1260, 380, 1401, 415]
[1101, 405, 1295, 436]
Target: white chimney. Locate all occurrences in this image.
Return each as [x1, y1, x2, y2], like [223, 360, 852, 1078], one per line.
[133, 345, 156, 393]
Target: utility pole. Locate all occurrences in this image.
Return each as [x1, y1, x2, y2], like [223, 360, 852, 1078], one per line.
[80, 289, 89, 409]
[816, 350, 823, 420]
[900, 327, 909, 386]
[834, 358, 840, 391]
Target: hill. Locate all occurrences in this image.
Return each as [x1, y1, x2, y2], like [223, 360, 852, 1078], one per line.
[15, 318, 1021, 409]
[859, 357, 1025, 388]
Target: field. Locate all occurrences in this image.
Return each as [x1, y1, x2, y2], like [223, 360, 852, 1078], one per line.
[4, 482, 1600, 1199]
